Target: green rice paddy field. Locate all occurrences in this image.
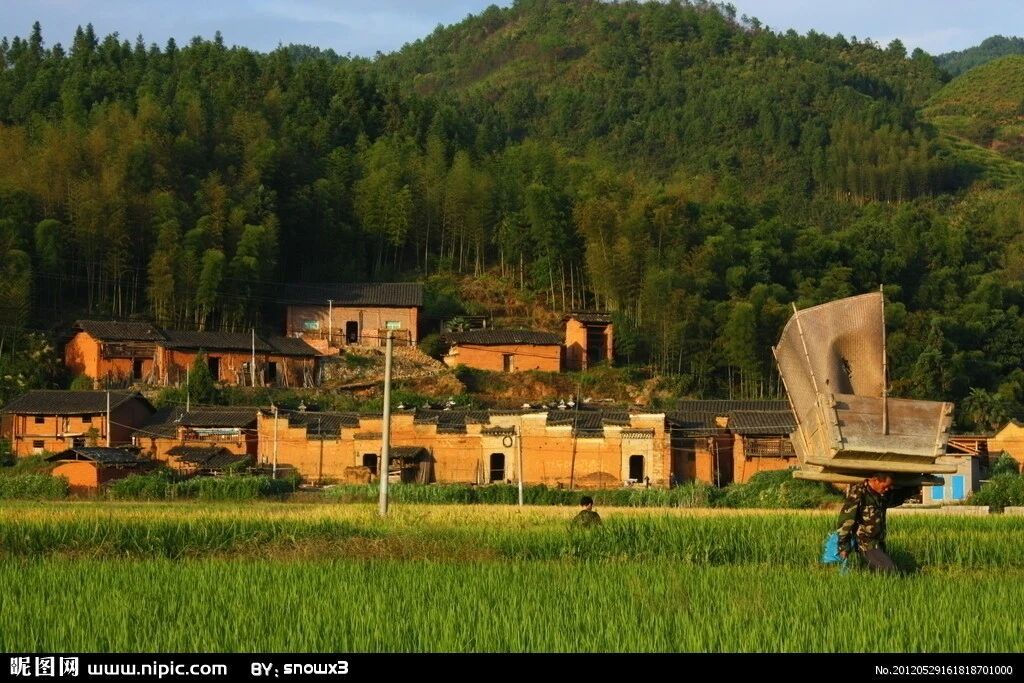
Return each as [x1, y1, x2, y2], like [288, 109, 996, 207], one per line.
[1, 503, 1021, 652]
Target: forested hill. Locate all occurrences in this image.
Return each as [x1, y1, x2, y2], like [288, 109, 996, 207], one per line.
[0, 0, 1023, 428]
[935, 35, 1024, 77]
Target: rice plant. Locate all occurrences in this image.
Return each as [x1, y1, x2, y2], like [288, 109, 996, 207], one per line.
[1, 557, 1021, 652]
[2, 502, 1021, 653]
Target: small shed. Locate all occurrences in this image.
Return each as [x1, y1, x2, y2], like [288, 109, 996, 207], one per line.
[388, 446, 432, 484]
[441, 329, 563, 372]
[166, 445, 253, 475]
[46, 446, 151, 494]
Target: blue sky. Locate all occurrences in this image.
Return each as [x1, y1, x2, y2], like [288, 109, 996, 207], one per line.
[6, 1, 1023, 57]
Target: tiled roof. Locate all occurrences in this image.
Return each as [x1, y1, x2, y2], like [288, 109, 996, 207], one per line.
[47, 447, 145, 464]
[481, 426, 516, 436]
[266, 336, 319, 357]
[284, 411, 360, 437]
[179, 407, 259, 427]
[135, 406, 257, 437]
[665, 411, 722, 436]
[390, 446, 428, 460]
[2, 390, 151, 415]
[727, 410, 797, 436]
[563, 312, 612, 324]
[161, 329, 272, 352]
[135, 406, 186, 438]
[162, 330, 274, 352]
[276, 282, 423, 307]
[74, 320, 165, 342]
[545, 409, 631, 436]
[411, 409, 503, 434]
[167, 446, 252, 469]
[443, 329, 563, 346]
[675, 400, 791, 414]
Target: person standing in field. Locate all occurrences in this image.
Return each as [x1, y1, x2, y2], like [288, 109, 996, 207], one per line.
[571, 495, 602, 528]
[836, 473, 919, 572]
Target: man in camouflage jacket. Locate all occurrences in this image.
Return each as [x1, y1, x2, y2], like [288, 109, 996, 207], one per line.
[836, 473, 919, 572]
[571, 495, 602, 528]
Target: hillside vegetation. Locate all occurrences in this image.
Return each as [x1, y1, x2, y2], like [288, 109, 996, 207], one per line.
[923, 55, 1024, 162]
[1, 2, 1024, 429]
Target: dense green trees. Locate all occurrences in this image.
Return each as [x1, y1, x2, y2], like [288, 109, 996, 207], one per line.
[0, 1, 1022, 428]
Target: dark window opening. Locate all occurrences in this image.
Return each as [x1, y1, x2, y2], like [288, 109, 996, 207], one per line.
[34, 416, 45, 424]
[363, 453, 378, 475]
[628, 455, 645, 481]
[82, 414, 92, 423]
[346, 321, 359, 345]
[502, 354, 514, 373]
[267, 362, 278, 382]
[207, 356, 220, 379]
[489, 453, 506, 482]
[72, 437, 86, 448]
[133, 358, 145, 380]
[32, 441, 45, 451]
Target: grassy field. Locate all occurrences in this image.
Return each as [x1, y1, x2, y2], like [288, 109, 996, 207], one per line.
[1, 502, 1022, 652]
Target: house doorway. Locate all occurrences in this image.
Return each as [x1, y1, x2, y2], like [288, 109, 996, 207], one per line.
[489, 453, 506, 482]
[628, 455, 645, 482]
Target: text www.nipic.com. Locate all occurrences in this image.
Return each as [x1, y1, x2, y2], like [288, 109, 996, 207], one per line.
[87, 663, 228, 678]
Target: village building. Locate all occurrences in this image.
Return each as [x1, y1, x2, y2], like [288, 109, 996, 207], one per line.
[64, 320, 165, 386]
[1, 390, 155, 457]
[666, 400, 792, 486]
[46, 446, 153, 494]
[256, 405, 672, 488]
[441, 329, 563, 373]
[64, 321, 320, 389]
[563, 312, 614, 371]
[155, 330, 318, 387]
[164, 446, 254, 475]
[986, 420, 1024, 469]
[920, 454, 981, 504]
[133, 406, 258, 466]
[254, 408, 361, 482]
[279, 283, 423, 352]
[728, 409, 798, 484]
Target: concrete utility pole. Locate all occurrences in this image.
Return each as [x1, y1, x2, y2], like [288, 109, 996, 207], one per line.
[318, 415, 324, 484]
[378, 329, 394, 517]
[328, 299, 333, 347]
[105, 391, 111, 447]
[251, 329, 257, 387]
[517, 425, 524, 507]
[185, 366, 190, 413]
[272, 404, 279, 479]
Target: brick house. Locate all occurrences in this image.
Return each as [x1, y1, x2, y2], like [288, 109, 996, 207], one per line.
[727, 409, 798, 484]
[256, 406, 672, 488]
[667, 400, 793, 485]
[133, 406, 258, 465]
[280, 283, 423, 352]
[563, 312, 614, 371]
[46, 446, 153, 494]
[64, 320, 165, 386]
[155, 330, 318, 387]
[65, 321, 319, 389]
[1, 390, 155, 456]
[441, 329, 563, 373]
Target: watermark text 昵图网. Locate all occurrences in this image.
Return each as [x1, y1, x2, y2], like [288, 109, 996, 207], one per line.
[10, 657, 228, 679]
